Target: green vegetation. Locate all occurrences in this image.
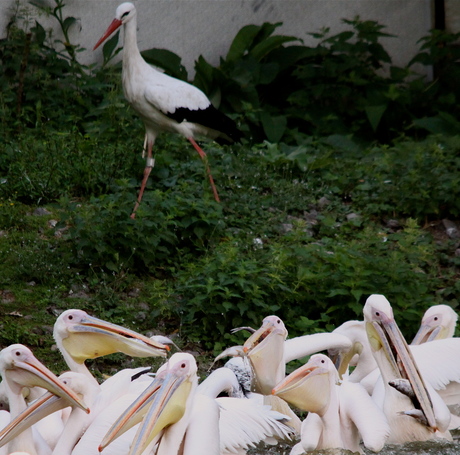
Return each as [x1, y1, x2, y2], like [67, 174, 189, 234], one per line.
[0, 1, 459, 373]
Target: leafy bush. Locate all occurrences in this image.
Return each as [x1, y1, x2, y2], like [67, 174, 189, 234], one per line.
[351, 136, 460, 219]
[57, 177, 223, 273]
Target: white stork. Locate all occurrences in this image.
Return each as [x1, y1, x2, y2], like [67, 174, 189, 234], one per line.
[93, 2, 243, 216]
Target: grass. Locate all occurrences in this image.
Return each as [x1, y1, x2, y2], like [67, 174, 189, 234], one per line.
[0, 130, 459, 377]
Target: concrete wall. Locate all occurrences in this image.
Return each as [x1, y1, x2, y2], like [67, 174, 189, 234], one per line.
[1, 0, 433, 76]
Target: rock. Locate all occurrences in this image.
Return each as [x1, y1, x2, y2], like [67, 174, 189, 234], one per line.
[346, 213, 360, 221]
[386, 219, 401, 229]
[33, 207, 52, 216]
[318, 196, 330, 208]
[442, 219, 460, 239]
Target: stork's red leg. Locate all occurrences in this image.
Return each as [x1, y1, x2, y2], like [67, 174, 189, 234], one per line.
[188, 137, 220, 203]
[131, 141, 155, 219]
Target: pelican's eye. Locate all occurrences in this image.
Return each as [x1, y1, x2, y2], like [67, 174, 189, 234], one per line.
[375, 311, 380, 317]
[15, 351, 21, 357]
[434, 317, 438, 321]
[181, 363, 186, 368]
[276, 319, 281, 324]
[68, 315, 73, 320]
[321, 359, 325, 363]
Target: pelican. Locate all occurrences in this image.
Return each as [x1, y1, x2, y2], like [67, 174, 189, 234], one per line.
[0, 367, 158, 455]
[217, 315, 353, 393]
[363, 294, 452, 443]
[412, 304, 458, 345]
[99, 353, 293, 455]
[53, 309, 170, 384]
[272, 354, 389, 454]
[0, 344, 89, 455]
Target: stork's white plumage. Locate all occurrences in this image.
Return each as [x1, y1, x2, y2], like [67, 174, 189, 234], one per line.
[93, 2, 243, 216]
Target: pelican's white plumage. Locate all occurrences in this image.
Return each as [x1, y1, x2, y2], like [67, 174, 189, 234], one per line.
[100, 353, 293, 455]
[272, 354, 389, 454]
[364, 294, 452, 443]
[0, 344, 89, 455]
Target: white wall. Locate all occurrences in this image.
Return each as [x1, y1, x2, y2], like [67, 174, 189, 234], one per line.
[1, 0, 433, 76]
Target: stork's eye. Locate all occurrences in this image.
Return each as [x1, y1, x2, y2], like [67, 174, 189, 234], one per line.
[121, 11, 129, 18]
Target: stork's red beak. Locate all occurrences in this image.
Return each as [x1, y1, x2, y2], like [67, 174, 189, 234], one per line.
[93, 18, 122, 50]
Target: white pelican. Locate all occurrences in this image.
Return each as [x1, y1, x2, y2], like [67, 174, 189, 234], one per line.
[411, 304, 458, 345]
[53, 309, 170, 384]
[364, 294, 452, 443]
[93, 3, 243, 214]
[0, 344, 89, 455]
[99, 353, 293, 455]
[217, 315, 353, 393]
[272, 354, 389, 454]
[215, 315, 354, 433]
[0, 367, 157, 455]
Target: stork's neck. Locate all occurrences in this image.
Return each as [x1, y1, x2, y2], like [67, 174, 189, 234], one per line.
[122, 15, 144, 71]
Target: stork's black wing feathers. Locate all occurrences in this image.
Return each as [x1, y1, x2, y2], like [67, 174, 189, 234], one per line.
[165, 105, 243, 145]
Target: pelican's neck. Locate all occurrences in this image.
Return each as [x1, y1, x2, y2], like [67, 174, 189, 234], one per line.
[3, 377, 38, 455]
[52, 382, 100, 455]
[54, 336, 99, 386]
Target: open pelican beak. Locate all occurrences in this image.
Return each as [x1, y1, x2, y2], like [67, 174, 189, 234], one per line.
[93, 18, 122, 50]
[272, 362, 330, 414]
[243, 316, 287, 394]
[411, 324, 441, 345]
[6, 352, 89, 413]
[100, 358, 193, 455]
[62, 314, 169, 363]
[366, 310, 437, 431]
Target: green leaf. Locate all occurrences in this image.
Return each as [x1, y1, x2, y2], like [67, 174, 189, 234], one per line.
[250, 35, 300, 62]
[62, 16, 78, 35]
[260, 112, 287, 143]
[413, 114, 460, 135]
[226, 24, 262, 61]
[102, 30, 120, 64]
[141, 48, 188, 81]
[365, 104, 387, 131]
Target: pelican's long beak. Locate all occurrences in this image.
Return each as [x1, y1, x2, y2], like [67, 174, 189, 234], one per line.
[328, 341, 363, 380]
[0, 392, 63, 447]
[6, 352, 89, 413]
[100, 358, 193, 455]
[62, 314, 169, 363]
[411, 324, 441, 345]
[99, 378, 163, 451]
[243, 316, 287, 394]
[93, 18, 122, 50]
[272, 361, 330, 415]
[366, 309, 437, 431]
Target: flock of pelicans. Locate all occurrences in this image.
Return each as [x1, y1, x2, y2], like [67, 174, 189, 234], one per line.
[5, 3, 457, 454]
[0, 294, 459, 455]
